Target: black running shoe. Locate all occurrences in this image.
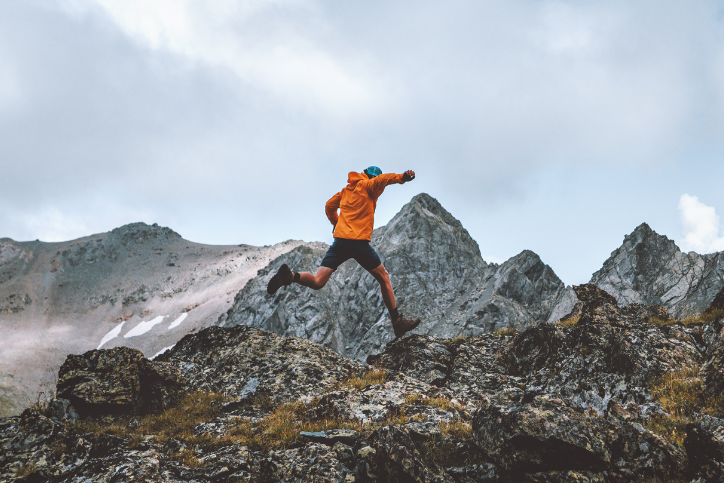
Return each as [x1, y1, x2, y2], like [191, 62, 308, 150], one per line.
[267, 264, 294, 295]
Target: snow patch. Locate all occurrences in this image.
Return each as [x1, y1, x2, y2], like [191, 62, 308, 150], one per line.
[124, 316, 166, 338]
[98, 321, 125, 349]
[150, 344, 175, 360]
[168, 312, 188, 330]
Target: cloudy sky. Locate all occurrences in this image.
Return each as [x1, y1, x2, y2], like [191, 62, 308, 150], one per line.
[2, 0, 724, 284]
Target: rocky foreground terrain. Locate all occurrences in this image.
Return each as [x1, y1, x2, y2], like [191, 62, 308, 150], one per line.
[3, 284, 724, 482]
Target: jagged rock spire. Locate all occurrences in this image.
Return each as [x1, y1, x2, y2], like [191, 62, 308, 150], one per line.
[590, 223, 724, 318]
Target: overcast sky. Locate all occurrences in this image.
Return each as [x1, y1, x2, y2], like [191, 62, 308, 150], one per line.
[3, 0, 724, 284]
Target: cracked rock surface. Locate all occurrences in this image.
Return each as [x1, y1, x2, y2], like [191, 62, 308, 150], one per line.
[590, 222, 724, 318]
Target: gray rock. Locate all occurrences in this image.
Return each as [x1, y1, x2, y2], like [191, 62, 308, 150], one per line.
[589, 223, 724, 318]
[472, 394, 685, 479]
[299, 429, 360, 447]
[260, 443, 353, 483]
[56, 347, 185, 417]
[44, 397, 78, 424]
[156, 325, 365, 405]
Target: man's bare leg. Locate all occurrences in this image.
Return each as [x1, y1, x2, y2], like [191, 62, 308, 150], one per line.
[296, 267, 335, 290]
[368, 263, 396, 312]
[368, 263, 420, 338]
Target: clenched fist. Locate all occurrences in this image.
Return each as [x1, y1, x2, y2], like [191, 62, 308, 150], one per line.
[402, 170, 416, 182]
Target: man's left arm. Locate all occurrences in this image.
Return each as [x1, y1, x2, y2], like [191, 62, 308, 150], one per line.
[325, 191, 342, 225]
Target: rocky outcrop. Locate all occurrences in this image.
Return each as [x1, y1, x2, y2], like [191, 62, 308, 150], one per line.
[701, 318, 724, 400]
[590, 222, 724, 318]
[473, 395, 685, 479]
[57, 347, 184, 417]
[219, 193, 569, 360]
[155, 325, 366, 405]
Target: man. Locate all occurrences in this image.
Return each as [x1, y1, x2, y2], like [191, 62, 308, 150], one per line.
[266, 166, 421, 339]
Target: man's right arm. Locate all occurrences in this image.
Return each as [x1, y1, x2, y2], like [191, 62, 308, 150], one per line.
[325, 191, 342, 225]
[367, 170, 415, 198]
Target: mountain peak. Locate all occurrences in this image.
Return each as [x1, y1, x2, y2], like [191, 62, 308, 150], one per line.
[589, 221, 724, 316]
[375, 193, 482, 264]
[626, 223, 675, 248]
[109, 222, 182, 244]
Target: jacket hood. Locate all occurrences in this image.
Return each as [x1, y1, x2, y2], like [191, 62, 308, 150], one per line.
[346, 171, 368, 188]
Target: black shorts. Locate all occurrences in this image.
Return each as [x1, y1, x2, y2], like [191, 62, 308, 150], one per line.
[320, 238, 382, 271]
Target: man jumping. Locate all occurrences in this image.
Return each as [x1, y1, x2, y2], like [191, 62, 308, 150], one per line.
[266, 166, 421, 339]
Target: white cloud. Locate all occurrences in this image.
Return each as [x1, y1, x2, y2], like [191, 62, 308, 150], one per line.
[60, 0, 391, 121]
[679, 194, 724, 253]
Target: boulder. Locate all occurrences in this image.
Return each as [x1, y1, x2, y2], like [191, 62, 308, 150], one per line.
[366, 335, 454, 386]
[684, 418, 724, 481]
[472, 395, 685, 479]
[56, 347, 184, 417]
[504, 293, 700, 413]
[155, 325, 365, 405]
[367, 424, 455, 483]
[259, 443, 353, 483]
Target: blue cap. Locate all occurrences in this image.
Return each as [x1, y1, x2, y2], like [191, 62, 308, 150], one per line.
[364, 166, 382, 178]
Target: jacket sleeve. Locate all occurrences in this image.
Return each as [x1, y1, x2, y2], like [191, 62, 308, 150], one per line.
[366, 173, 404, 199]
[325, 191, 342, 225]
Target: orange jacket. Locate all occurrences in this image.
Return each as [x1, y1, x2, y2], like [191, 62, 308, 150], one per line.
[325, 172, 404, 241]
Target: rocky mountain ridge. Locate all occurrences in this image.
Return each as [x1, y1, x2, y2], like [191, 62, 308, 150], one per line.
[2, 284, 724, 482]
[591, 222, 724, 318]
[0, 222, 318, 416]
[5, 192, 724, 419]
[219, 194, 570, 359]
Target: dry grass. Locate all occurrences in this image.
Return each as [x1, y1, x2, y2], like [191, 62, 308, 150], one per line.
[66, 372, 472, 464]
[14, 462, 39, 478]
[403, 393, 459, 411]
[645, 365, 724, 446]
[646, 309, 724, 327]
[647, 316, 674, 326]
[493, 327, 517, 337]
[339, 368, 387, 391]
[225, 401, 363, 452]
[69, 387, 417, 457]
[680, 308, 724, 326]
[553, 316, 580, 328]
[73, 391, 228, 448]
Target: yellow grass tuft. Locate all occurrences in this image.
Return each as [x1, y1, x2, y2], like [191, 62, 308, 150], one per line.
[493, 327, 517, 337]
[680, 308, 724, 326]
[553, 316, 580, 328]
[14, 462, 39, 478]
[645, 365, 724, 446]
[339, 368, 387, 391]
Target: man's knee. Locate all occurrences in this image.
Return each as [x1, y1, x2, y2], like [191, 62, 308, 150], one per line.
[370, 264, 390, 284]
[312, 277, 328, 290]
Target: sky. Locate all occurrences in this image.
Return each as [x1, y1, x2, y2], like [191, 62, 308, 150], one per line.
[2, 0, 724, 285]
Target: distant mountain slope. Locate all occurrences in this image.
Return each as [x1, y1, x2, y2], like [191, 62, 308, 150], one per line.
[0, 222, 317, 416]
[219, 193, 569, 359]
[589, 223, 724, 318]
